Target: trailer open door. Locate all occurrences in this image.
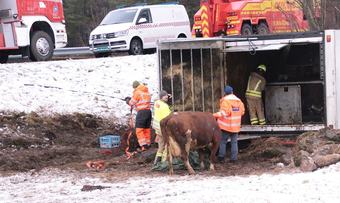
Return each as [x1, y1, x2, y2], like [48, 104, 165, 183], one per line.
[324, 30, 340, 129]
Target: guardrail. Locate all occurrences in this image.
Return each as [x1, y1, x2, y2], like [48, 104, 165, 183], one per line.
[8, 47, 93, 61]
[54, 47, 92, 56]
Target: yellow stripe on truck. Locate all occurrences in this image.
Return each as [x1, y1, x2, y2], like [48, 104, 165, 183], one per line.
[202, 20, 209, 27]
[201, 5, 208, 12]
[242, 0, 272, 11]
[201, 13, 208, 20]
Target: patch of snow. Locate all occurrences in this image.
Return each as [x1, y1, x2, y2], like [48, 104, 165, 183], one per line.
[1, 163, 340, 202]
[0, 55, 159, 125]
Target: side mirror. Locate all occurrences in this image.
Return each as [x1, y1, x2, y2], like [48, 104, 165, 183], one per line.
[137, 17, 147, 24]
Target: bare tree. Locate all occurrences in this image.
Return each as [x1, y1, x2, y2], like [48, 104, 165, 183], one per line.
[293, 0, 340, 31]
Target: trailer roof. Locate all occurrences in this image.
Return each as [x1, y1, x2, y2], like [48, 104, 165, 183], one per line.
[158, 31, 324, 51]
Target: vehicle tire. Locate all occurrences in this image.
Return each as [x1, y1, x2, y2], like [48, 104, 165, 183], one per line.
[30, 31, 54, 61]
[94, 52, 110, 58]
[257, 23, 269, 35]
[0, 53, 8, 63]
[129, 38, 143, 55]
[216, 31, 226, 37]
[241, 24, 253, 35]
[178, 34, 187, 38]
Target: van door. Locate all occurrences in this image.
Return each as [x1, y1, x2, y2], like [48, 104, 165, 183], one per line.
[135, 8, 154, 49]
[149, 7, 177, 45]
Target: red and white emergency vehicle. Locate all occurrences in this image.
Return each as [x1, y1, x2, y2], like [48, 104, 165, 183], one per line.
[0, 0, 67, 63]
[192, 0, 309, 37]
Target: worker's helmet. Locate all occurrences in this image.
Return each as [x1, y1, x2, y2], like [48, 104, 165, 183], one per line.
[257, 64, 266, 72]
[132, 80, 140, 88]
[159, 90, 168, 98]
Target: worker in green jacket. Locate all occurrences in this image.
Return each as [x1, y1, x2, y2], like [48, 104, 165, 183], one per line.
[152, 90, 171, 166]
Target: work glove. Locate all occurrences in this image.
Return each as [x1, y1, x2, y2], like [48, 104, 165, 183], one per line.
[124, 96, 131, 105]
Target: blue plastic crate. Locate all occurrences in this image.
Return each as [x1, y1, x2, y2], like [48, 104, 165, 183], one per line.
[99, 135, 120, 148]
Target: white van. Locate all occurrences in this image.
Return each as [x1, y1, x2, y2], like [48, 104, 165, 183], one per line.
[89, 4, 191, 57]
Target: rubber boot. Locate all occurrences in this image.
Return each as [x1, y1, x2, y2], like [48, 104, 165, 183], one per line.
[153, 156, 162, 166]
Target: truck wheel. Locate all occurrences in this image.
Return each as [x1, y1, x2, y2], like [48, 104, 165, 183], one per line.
[241, 24, 253, 35]
[129, 38, 143, 55]
[0, 53, 8, 63]
[30, 31, 54, 61]
[257, 23, 269, 35]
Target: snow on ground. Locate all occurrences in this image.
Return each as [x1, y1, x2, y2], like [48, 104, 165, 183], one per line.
[0, 55, 159, 124]
[1, 163, 340, 203]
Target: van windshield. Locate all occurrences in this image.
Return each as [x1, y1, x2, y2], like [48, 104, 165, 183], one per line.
[100, 9, 137, 25]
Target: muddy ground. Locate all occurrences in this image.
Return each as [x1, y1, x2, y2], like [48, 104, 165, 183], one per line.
[2, 111, 336, 179]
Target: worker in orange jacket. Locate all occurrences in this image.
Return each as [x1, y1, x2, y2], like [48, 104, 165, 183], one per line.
[125, 81, 152, 151]
[213, 85, 245, 163]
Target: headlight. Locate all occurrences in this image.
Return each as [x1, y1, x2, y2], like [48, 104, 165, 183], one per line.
[115, 30, 129, 37]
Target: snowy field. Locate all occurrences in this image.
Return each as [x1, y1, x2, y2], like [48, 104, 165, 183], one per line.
[1, 56, 340, 202]
[1, 163, 340, 203]
[0, 55, 159, 124]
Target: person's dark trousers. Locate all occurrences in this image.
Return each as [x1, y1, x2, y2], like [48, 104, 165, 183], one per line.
[135, 109, 152, 147]
[218, 130, 238, 161]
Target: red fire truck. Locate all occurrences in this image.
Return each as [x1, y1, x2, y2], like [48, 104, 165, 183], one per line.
[192, 0, 309, 37]
[0, 0, 67, 63]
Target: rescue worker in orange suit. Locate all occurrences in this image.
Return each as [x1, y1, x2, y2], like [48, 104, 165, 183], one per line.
[125, 81, 152, 151]
[214, 85, 245, 163]
[246, 64, 267, 125]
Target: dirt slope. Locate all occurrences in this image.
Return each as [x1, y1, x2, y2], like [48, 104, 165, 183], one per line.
[1, 111, 339, 177]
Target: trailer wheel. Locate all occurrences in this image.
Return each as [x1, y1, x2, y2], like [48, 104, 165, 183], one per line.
[129, 38, 143, 55]
[241, 24, 253, 35]
[30, 31, 54, 61]
[257, 23, 269, 35]
[0, 53, 8, 63]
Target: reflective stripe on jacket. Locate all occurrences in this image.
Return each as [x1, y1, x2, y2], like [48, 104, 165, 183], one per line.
[213, 94, 245, 133]
[152, 100, 171, 134]
[129, 84, 151, 111]
[246, 72, 266, 98]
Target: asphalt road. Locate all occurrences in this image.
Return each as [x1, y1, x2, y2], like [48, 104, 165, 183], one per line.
[7, 47, 130, 63]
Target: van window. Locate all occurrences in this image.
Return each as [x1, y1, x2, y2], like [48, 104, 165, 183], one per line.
[136, 9, 152, 24]
[100, 9, 137, 25]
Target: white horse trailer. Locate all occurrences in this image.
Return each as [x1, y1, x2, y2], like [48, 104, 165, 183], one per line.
[157, 30, 340, 135]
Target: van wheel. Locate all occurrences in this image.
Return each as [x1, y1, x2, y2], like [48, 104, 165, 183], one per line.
[30, 31, 54, 61]
[94, 52, 110, 58]
[178, 34, 187, 38]
[129, 38, 143, 55]
[144, 48, 156, 54]
[0, 53, 8, 63]
[257, 23, 269, 35]
[241, 24, 253, 35]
